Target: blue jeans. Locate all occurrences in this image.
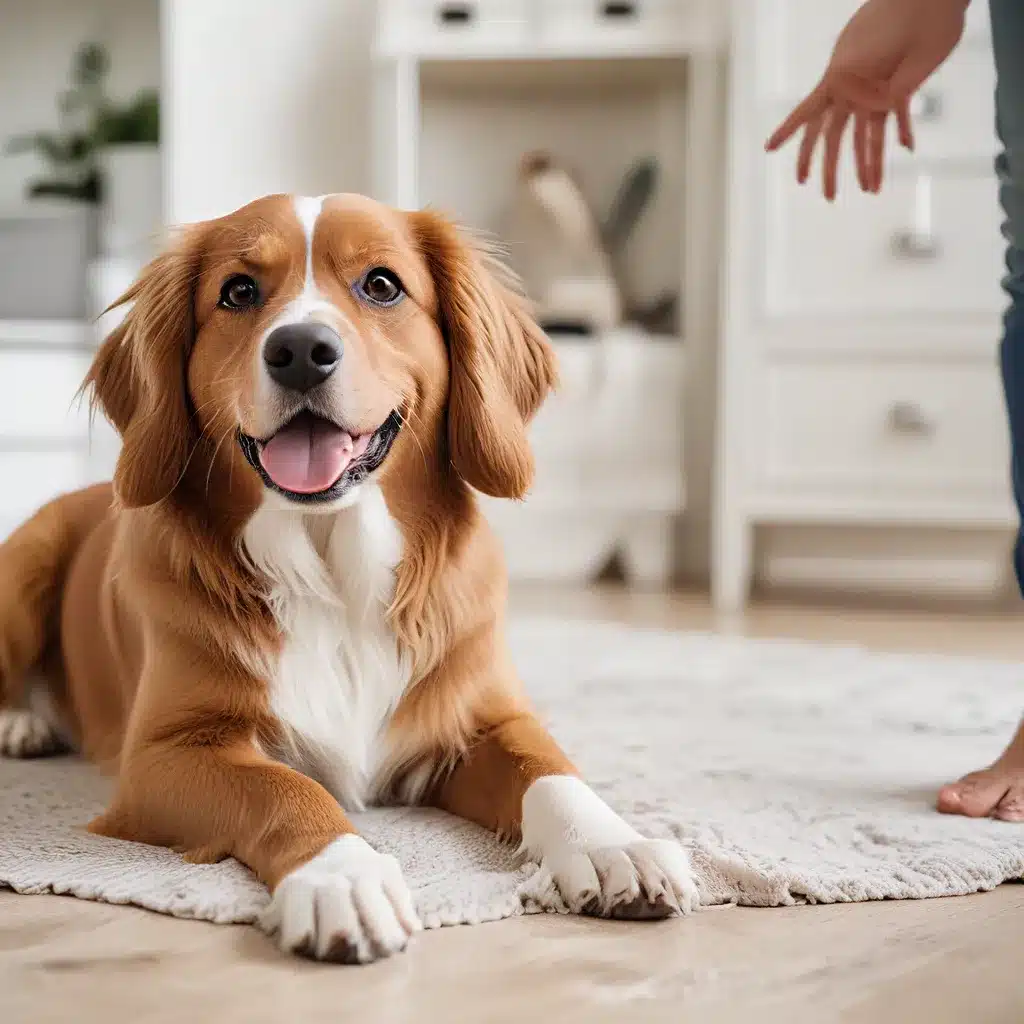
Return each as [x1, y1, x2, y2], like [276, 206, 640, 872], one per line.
[991, 0, 1024, 593]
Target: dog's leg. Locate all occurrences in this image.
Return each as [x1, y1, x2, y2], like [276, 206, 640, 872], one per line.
[93, 637, 421, 965]
[0, 676, 72, 758]
[432, 713, 699, 919]
[95, 741, 420, 963]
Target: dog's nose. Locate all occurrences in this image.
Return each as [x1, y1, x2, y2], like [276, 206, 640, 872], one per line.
[262, 322, 342, 393]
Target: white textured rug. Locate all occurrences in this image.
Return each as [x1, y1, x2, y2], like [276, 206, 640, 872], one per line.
[2, 618, 1024, 930]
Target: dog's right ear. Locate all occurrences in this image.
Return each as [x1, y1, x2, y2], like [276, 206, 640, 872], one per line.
[85, 227, 204, 509]
[409, 210, 558, 499]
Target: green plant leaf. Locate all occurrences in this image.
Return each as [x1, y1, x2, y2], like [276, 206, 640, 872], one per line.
[65, 132, 96, 162]
[28, 179, 87, 201]
[27, 166, 101, 203]
[97, 89, 160, 145]
[81, 167, 102, 203]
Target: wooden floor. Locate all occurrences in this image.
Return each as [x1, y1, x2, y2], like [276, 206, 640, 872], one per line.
[3, 587, 1023, 1024]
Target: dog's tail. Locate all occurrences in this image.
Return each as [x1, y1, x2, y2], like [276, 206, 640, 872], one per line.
[0, 483, 112, 708]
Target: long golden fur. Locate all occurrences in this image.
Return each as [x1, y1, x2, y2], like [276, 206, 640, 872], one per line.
[0, 193, 569, 872]
[0, 193, 695, 963]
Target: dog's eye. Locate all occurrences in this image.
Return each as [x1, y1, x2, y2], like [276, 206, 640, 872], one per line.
[219, 275, 259, 310]
[358, 268, 404, 307]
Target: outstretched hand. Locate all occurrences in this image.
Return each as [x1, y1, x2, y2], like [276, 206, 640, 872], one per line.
[765, 0, 969, 199]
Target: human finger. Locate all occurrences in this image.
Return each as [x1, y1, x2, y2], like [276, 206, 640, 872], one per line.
[766, 86, 829, 151]
[854, 112, 870, 191]
[822, 105, 852, 200]
[868, 111, 887, 192]
[797, 111, 826, 184]
[896, 97, 914, 151]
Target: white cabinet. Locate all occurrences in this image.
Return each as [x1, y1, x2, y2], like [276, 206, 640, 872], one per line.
[0, 321, 111, 540]
[757, 359, 1009, 501]
[764, 168, 1005, 318]
[716, 0, 1013, 609]
[537, 0, 724, 53]
[0, 350, 91, 438]
[377, 0, 532, 57]
[373, 2, 727, 584]
[376, 0, 726, 59]
[482, 333, 687, 583]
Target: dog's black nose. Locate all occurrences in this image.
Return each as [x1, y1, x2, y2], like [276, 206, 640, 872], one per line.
[263, 322, 342, 393]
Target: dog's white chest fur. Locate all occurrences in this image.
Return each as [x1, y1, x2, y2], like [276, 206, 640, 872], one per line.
[242, 485, 410, 811]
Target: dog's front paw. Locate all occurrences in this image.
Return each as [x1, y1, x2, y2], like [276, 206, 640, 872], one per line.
[0, 709, 67, 758]
[519, 777, 700, 920]
[524, 838, 699, 919]
[259, 835, 421, 964]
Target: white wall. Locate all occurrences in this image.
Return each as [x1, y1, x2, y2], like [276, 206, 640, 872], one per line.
[0, 0, 373, 219]
[163, 0, 374, 224]
[0, 0, 160, 211]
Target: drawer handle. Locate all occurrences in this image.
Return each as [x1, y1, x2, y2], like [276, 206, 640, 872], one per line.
[913, 91, 944, 122]
[437, 2, 474, 25]
[601, 1, 638, 18]
[893, 173, 939, 259]
[891, 230, 941, 260]
[887, 401, 934, 436]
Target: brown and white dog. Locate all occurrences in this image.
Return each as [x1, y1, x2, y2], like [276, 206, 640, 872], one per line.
[0, 194, 697, 963]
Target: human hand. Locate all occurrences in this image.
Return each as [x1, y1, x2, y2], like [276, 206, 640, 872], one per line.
[765, 0, 970, 199]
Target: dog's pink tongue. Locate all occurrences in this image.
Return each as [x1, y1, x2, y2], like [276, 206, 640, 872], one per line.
[259, 417, 354, 494]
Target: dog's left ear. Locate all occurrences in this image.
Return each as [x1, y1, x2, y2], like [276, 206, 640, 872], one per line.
[409, 210, 557, 499]
[84, 227, 204, 508]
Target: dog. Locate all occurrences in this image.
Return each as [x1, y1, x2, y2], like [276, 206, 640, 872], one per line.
[0, 193, 698, 963]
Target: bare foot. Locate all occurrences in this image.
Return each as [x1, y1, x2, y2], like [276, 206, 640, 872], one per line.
[937, 719, 1024, 822]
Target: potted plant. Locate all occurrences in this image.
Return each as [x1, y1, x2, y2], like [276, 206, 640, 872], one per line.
[6, 40, 161, 263]
[95, 86, 161, 260]
[5, 42, 108, 204]
[0, 43, 109, 319]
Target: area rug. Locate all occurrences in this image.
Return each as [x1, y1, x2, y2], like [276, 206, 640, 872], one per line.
[2, 618, 1024, 931]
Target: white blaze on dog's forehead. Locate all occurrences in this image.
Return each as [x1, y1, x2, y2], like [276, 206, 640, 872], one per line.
[293, 195, 325, 293]
[252, 194, 352, 421]
[262, 195, 341, 326]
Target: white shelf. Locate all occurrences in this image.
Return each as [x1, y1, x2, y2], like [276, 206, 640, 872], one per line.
[380, 39, 721, 61]
[371, 4, 727, 585]
[376, 0, 728, 62]
[0, 320, 94, 349]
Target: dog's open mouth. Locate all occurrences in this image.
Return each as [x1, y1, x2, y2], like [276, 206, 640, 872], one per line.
[238, 409, 402, 503]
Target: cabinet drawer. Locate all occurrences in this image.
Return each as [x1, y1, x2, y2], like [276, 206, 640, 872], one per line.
[378, 0, 530, 56]
[901, 46, 997, 163]
[758, 360, 1009, 498]
[764, 168, 1004, 318]
[537, 0, 722, 53]
[758, 0, 991, 102]
[0, 450, 95, 539]
[0, 350, 91, 437]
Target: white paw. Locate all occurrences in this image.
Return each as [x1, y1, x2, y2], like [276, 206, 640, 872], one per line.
[259, 835, 422, 964]
[520, 775, 700, 920]
[0, 709, 66, 758]
[524, 838, 699, 919]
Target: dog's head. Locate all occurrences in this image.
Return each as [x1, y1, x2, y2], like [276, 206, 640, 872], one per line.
[86, 193, 556, 513]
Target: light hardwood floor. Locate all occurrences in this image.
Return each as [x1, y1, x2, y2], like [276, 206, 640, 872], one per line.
[3, 587, 1023, 1024]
